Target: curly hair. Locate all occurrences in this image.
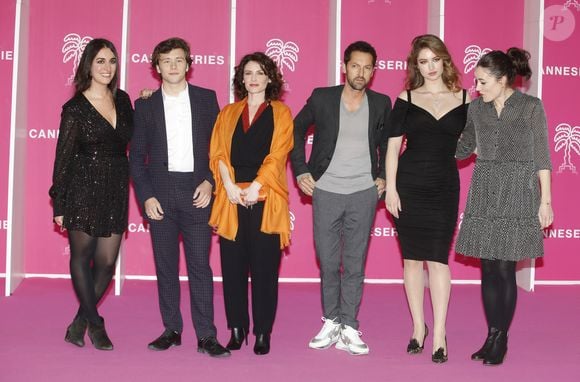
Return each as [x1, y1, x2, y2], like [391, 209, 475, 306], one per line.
[233, 52, 284, 101]
[74, 38, 119, 95]
[405, 34, 461, 92]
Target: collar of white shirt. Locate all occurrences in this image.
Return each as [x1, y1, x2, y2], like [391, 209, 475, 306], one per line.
[161, 85, 189, 104]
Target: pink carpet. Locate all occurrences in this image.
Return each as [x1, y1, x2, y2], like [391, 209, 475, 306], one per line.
[0, 279, 578, 382]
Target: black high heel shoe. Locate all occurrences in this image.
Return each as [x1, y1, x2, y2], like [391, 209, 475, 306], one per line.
[226, 327, 248, 350]
[407, 324, 428, 354]
[65, 315, 87, 347]
[483, 330, 507, 366]
[253, 333, 270, 355]
[432, 337, 448, 363]
[471, 327, 499, 360]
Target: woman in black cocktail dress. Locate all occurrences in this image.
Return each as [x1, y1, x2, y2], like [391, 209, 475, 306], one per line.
[49, 38, 133, 350]
[386, 35, 469, 363]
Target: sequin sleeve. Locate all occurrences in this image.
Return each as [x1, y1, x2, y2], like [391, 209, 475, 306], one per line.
[49, 103, 79, 216]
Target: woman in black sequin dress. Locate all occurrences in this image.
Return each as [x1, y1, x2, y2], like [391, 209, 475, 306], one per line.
[49, 39, 133, 350]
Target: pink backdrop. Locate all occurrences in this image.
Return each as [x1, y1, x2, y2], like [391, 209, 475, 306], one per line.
[539, 0, 580, 280]
[341, 0, 429, 279]
[0, 0, 15, 274]
[3, 0, 579, 281]
[24, 0, 124, 274]
[444, 0, 525, 279]
[123, 0, 231, 276]
[235, 0, 331, 278]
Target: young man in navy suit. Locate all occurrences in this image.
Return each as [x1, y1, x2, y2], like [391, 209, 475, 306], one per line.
[291, 41, 391, 355]
[130, 37, 229, 357]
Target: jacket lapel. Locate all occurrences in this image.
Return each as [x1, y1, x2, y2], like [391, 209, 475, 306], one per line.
[330, 86, 343, 140]
[152, 89, 169, 162]
[188, 84, 199, 151]
[366, 89, 378, 143]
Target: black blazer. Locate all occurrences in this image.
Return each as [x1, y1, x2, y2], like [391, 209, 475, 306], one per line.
[129, 84, 219, 210]
[290, 85, 391, 181]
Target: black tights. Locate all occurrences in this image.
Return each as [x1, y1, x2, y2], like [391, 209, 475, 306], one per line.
[68, 230, 122, 324]
[480, 259, 517, 331]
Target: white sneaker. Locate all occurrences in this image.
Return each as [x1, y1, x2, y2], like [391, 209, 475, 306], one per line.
[308, 317, 341, 349]
[335, 325, 369, 355]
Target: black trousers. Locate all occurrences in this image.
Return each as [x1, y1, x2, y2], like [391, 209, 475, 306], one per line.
[219, 201, 281, 335]
[149, 172, 216, 338]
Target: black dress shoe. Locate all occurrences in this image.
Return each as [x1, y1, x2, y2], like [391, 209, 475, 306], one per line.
[197, 336, 231, 357]
[226, 327, 248, 350]
[471, 327, 499, 360]
[253, 333, 270, 355]
[148, 329, 182, 351]
[483, 330, 508, 366]
[407, 324, 428, 354]
[65, 315, 87, 347]
[87, 317, 113, 351]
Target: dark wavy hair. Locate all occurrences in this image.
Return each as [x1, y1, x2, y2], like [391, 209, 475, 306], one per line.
[477, 48, 532, 86]
[344, 40, 377, 67]
[405, 34, 461, 91]
[74, 38, 119, 95]
[151, 37, 193, 70]
[233, 52, 283, 101]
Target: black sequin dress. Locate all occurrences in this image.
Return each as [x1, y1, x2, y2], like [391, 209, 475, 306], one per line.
[49, 90, 133, 237]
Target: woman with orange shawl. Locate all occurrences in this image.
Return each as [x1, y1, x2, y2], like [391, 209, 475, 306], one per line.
[209, 52, 293, 355]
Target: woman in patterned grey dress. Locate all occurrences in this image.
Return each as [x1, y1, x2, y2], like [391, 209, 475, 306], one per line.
[455, 48, 553, 366]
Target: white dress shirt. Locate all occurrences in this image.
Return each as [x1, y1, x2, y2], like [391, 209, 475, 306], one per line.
[162, 85, 194, 172]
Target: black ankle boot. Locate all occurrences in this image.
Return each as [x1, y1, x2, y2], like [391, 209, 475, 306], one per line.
[226, 327, 248, 350]
[65, 315, 87, 347]
[483, 330, 507, 365]
[87, 317, 113, 351]
[254, 333, 270, 355]
[471, 327, 499, 360]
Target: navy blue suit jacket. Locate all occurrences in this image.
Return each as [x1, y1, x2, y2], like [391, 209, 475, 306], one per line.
[129, 84, 219, 213]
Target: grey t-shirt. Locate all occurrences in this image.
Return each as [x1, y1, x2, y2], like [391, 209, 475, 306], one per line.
[316, 94, 374, 194]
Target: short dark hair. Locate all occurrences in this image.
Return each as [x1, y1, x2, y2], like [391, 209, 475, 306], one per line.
[151, 37, 193, 71]
[74, 38, 119, 95]
[343, 41, 377, 67]
[233, 52, 284, 101]
[477, 48, 532, 86]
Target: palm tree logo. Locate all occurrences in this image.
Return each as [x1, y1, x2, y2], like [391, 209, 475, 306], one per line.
[62, 33, 93, 85]
[554, 123, 580, 174]
[463, 45, 491, 96]
[563, 0, 580, 11]
[265, 39, 299, 74]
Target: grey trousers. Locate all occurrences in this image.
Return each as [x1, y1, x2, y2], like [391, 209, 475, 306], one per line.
[312, 186, 378, 329]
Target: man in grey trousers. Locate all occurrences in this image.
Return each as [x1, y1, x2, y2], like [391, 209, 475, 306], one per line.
[291, 41, 391, 355]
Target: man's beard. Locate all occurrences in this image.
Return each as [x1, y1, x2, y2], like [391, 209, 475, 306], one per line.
[347, 76, 367, 91]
